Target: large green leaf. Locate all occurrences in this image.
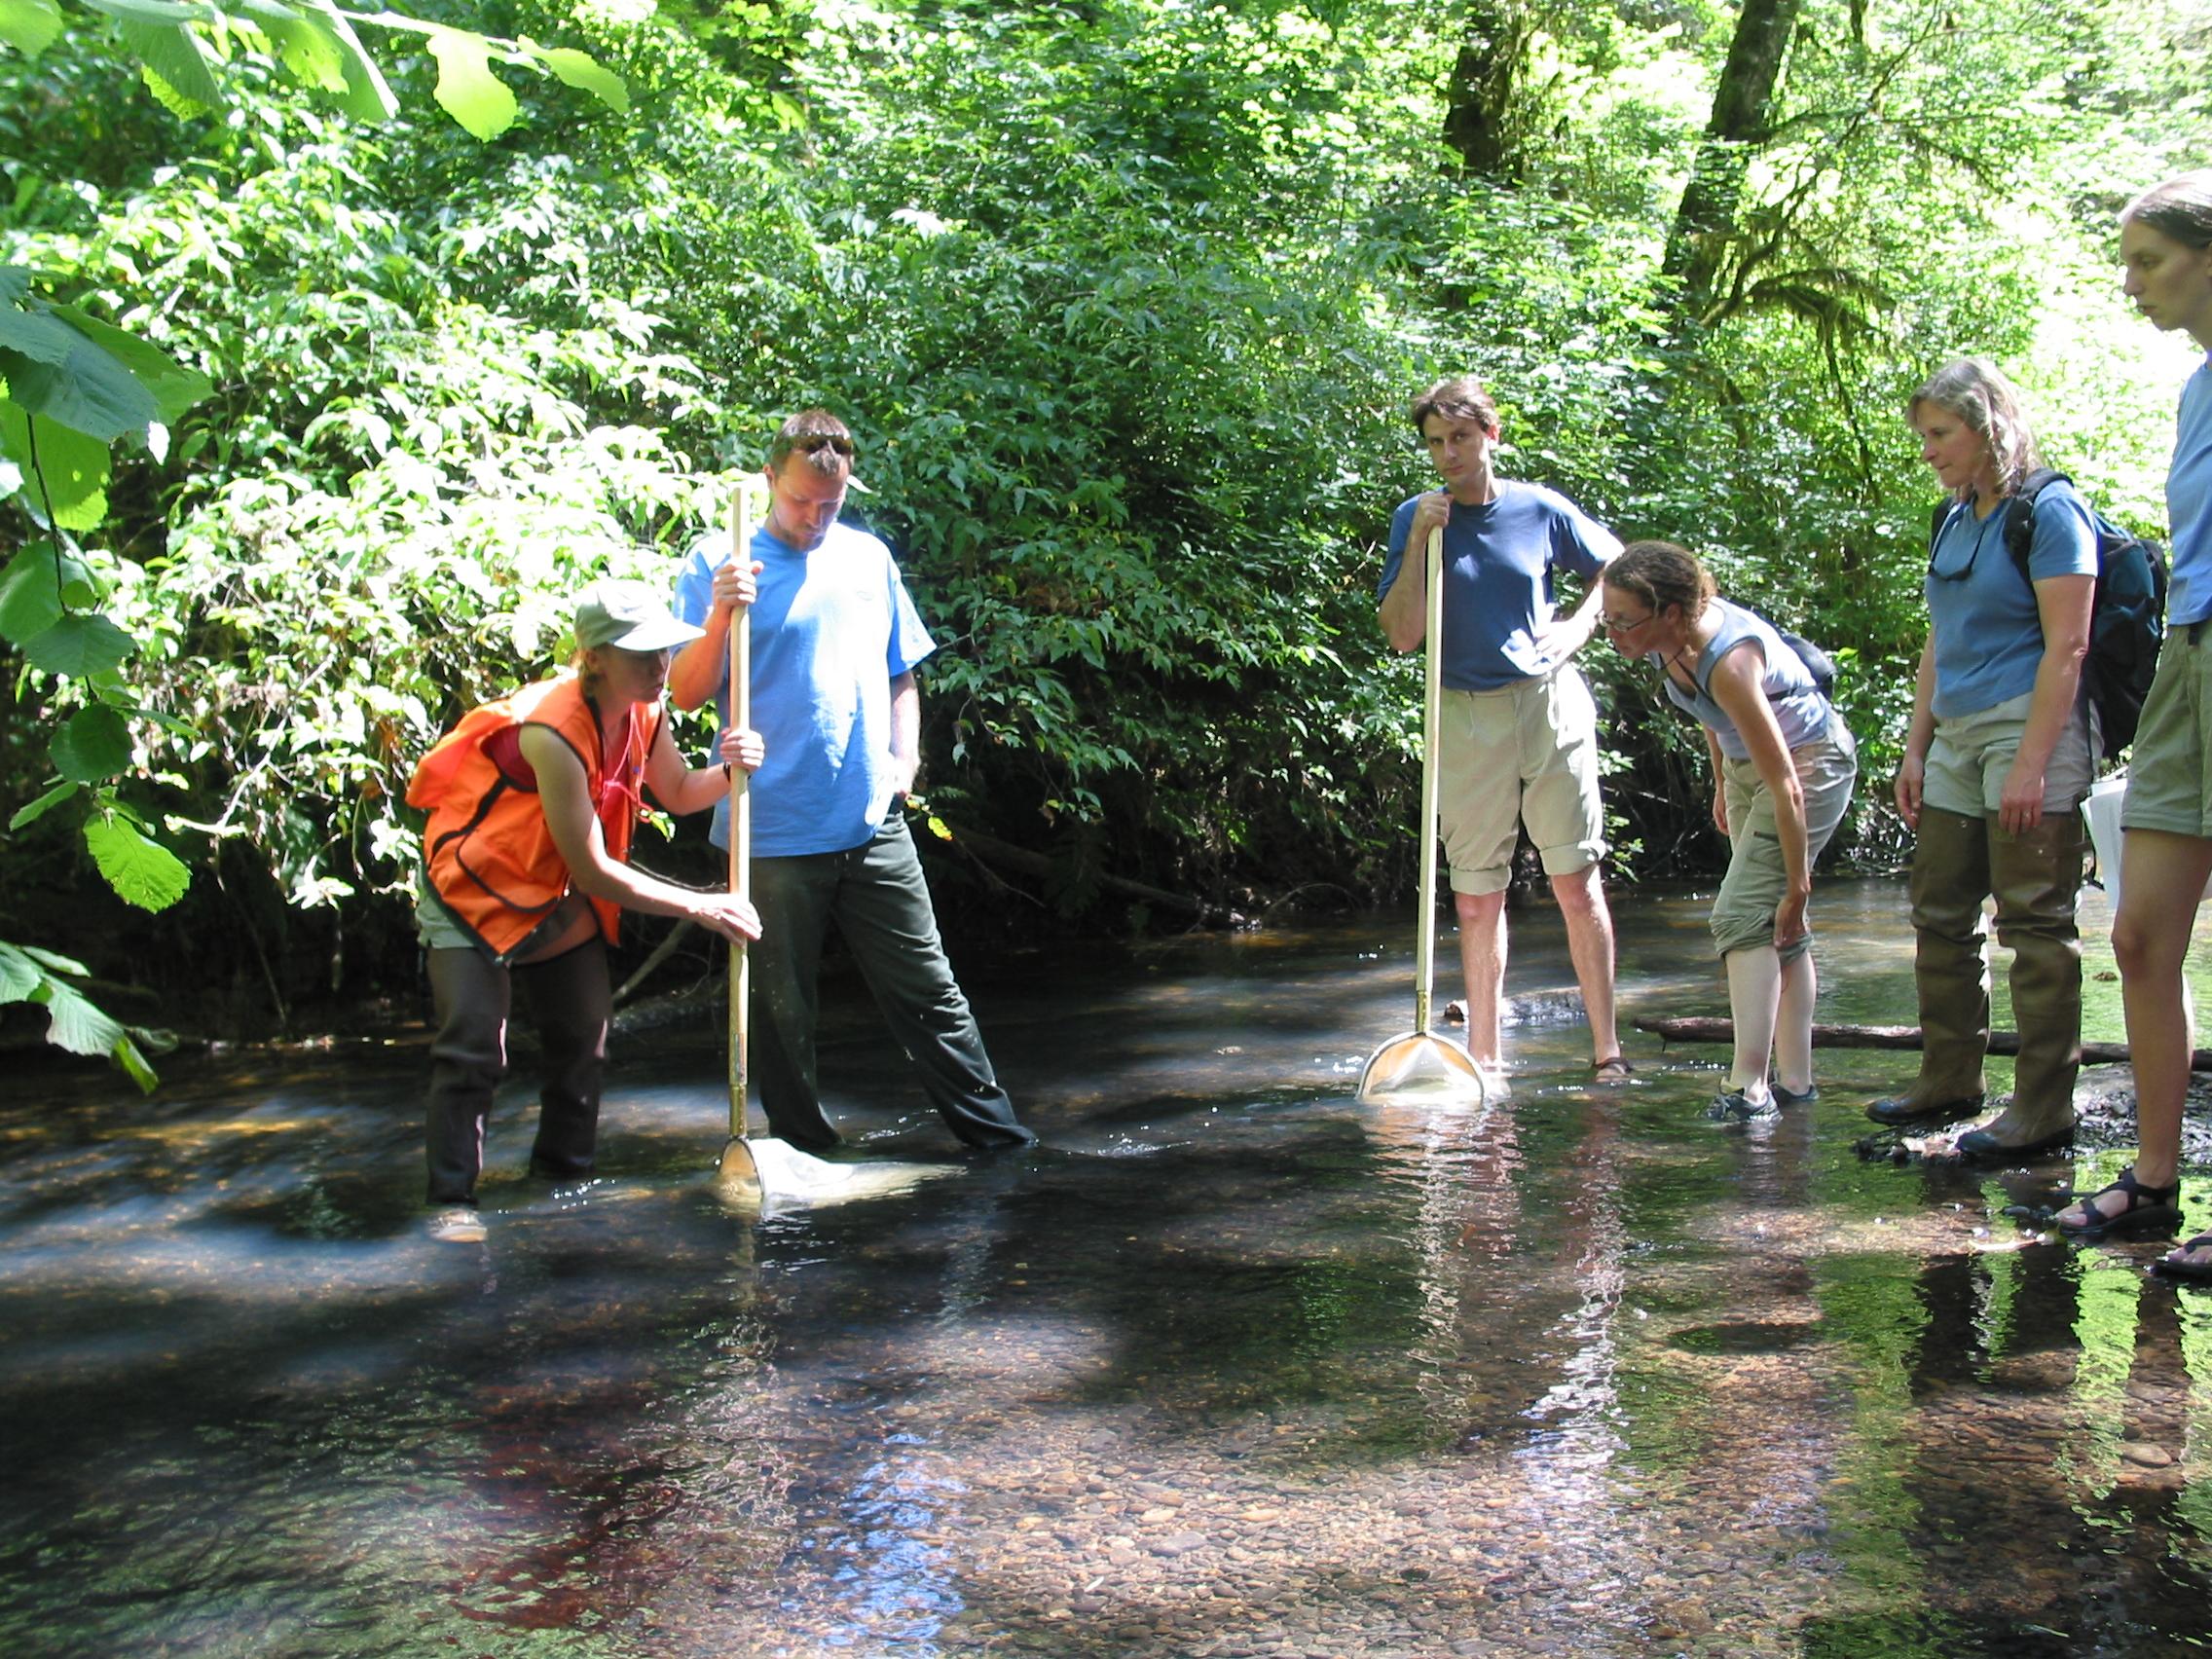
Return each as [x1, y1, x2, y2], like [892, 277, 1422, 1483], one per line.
[38, 976, 128, 1058]
[300, 0, 396, 121]
[0, 943, 42, 1003]
[0, 0, 65, 57]
[239, 0, 346, 91]
[426, 24, 516, 141]
[1, 318, 161, 442]
[18, 942, 91, 976]
[118, 17, 224, 112]
[0, 404, 110, 530]
[522, 40, 628, 114]
[8, 780, 81, 831]
[0, 302, 83, 366]
[48, 306, 211, 424]
[51, 705, 133, 784]
[21, 611, 135, 676]
[84, 815, 190, 912]
[0, 541, 65, 642]
[78, 0, 206, 19]
[112, 1029, 161, 1094]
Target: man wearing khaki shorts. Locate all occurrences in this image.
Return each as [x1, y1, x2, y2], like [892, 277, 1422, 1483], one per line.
[1378, 377, 1625, 1079]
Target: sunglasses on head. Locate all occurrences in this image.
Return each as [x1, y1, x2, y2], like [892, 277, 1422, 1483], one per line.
[793, 433, 855, 457]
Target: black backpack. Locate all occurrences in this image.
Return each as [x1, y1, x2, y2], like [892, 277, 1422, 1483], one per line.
[1772, 622, 1836, 698]
[1927, 468, 2168, 760]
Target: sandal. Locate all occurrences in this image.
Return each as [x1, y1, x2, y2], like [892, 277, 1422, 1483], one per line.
[2154, 1231, 2212, 1283]
[1591, 1055, 1634, 1085]
[2052, 1165, 2183, 1239]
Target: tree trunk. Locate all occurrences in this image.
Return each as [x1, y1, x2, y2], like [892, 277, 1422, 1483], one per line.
[1442, 0, 1532, 181]
[1660, 0, 1804, 320]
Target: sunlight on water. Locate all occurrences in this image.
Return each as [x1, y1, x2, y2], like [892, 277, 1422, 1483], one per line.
[8, 879, 2212, 1655]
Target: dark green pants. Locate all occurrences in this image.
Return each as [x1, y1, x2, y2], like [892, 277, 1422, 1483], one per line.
[424, 936, 609, 1207]
[750, 816, 1033, 1152]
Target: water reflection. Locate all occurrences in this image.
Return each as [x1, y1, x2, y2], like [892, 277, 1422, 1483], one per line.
[5, 879, 2212, 1655]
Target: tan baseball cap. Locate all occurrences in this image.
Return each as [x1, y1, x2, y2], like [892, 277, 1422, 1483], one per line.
[574, 579, 704, 652]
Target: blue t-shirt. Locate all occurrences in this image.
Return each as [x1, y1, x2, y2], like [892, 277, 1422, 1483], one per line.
[1376, 481, 1620, 691]
[1661, 598, 1831, 762]
[673, 519, 937, 858]
[2169, 356, 2212, 628]
[1924, 479, 2098, 720]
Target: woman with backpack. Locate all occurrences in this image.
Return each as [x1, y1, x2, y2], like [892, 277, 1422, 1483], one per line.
[1868, 359, 2100, 1159]
[2052, 172, 2212, 1258]
[1600, 541, 1858, 1120]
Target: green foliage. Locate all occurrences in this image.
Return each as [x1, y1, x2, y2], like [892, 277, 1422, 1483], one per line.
[2, 0, 2210, 1056]
[0, 0, 630, 135]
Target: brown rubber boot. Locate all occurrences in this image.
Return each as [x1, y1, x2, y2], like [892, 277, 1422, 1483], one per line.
[1866, 806, 1992, 1125]
[1956, 816, 2087, 1159]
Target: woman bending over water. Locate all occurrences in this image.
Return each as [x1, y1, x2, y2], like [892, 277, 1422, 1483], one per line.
[1601, 542, 1858, 1120]
[1869, 359, 2098, 1160]
[2054, 172, 2212, 1260]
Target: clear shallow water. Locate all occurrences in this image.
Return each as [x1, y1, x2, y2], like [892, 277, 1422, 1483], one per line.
[6, 879, 2212, 1656]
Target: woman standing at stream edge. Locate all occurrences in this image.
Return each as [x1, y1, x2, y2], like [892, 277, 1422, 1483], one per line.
[2053, 172, 2212, 1257]
[1867, 359, 2099, 1161]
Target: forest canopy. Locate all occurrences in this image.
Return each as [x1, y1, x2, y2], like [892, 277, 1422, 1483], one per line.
[3, 0, 2209, 1053]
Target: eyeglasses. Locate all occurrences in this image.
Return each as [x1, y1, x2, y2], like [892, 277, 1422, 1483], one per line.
[1927, 501, 1990, 583]
[793, 433, 855, 458]
[1600, 611, 1656, 635]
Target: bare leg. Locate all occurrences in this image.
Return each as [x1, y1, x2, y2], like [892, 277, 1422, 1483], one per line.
[2060, 830, 2210, 1227]
[1453, 888, 1508, 1066]
[1723, 944, 1782, 1101]
[2064, 830, 2212, 1237]
[1551, 864, 1621, 1065]
[1774, 951, 1818, 1094]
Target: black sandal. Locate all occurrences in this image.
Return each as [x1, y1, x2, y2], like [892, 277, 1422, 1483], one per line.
[2053, 1165, 2183, 1239]
[2154, 1231, 2212, 1283]
[1591, 1055, 1634, 1085]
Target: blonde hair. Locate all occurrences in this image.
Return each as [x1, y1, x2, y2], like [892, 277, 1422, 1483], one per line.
[1908, 357, 2043, 500]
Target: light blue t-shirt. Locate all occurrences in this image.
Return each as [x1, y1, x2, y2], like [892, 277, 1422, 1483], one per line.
[1925, 478, 2098, 720]
[673, 519, 937, 858]
[2169, 356, 2212, 628]
[1377, 481, 1620, 691]
[1661, 598, 1832, 762]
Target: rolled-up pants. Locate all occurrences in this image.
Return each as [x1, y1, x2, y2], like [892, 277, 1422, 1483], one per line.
[750, 815, 1033, 1153]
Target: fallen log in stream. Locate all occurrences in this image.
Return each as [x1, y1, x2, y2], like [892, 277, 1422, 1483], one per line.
[1634, 1015, 2212, 1073]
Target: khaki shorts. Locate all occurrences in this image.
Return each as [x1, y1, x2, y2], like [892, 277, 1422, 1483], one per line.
[2123, 626, 2212, 836]
[1710, 723, 1859, 961]
[1438, 664, 1606, 897]
[1922, 689, 2094, 820]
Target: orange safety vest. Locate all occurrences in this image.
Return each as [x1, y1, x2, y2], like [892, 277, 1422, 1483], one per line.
[407, 673, 659, 960]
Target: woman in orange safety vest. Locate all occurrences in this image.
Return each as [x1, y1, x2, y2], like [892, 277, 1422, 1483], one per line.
[407, 578, 760, 1242]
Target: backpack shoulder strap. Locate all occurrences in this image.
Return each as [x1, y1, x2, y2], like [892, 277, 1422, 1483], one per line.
[2004, 466, 2072, 579]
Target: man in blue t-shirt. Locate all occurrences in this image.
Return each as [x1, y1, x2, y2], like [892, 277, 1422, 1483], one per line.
[671, 410, 1034, 1153]
[1377, 377, 1625, 1080]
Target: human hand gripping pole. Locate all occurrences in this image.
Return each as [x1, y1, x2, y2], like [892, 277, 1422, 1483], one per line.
[716, 482, 764, 1200]
[1356, 527, 1488, 1105]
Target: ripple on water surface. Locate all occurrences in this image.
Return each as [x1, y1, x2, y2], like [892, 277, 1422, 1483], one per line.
[7, 888, 2212, 1655]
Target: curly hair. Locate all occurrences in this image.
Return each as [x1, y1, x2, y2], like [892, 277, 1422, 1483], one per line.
[1604, 540, 1715, 625]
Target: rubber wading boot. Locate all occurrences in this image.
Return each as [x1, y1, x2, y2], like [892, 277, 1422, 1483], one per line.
[1957, 816, 2088, 1160]
[1866, 806, 1992, 1126]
